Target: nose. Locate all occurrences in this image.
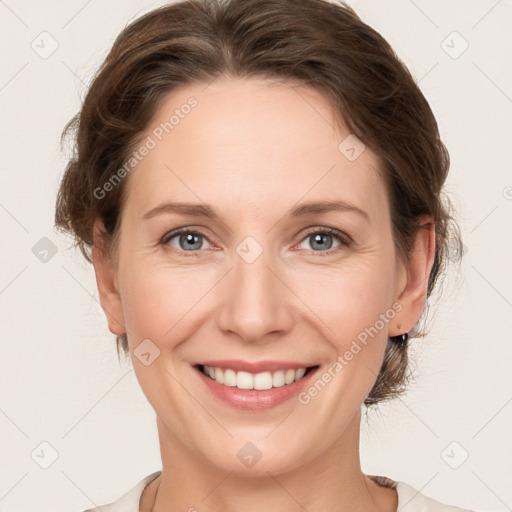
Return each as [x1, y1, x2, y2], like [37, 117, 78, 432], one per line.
[214, 245, 295, 344]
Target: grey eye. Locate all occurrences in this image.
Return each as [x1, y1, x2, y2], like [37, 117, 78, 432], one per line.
[165, 231, 210, 251]
[298, 230, 346, 252]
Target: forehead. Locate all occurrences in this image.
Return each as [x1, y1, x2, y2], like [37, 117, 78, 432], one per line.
[123, 77, 387, 223]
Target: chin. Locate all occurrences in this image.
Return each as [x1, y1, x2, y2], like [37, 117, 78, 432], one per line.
[200, 437, 314, 477]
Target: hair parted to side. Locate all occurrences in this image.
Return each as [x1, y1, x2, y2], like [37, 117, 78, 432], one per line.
[54, 0, 463, 407]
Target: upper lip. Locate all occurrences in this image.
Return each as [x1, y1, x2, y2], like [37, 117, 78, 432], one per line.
[194, 360, 318, 374]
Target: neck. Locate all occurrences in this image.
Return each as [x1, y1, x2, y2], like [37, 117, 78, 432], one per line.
[141, 409, 397, 512]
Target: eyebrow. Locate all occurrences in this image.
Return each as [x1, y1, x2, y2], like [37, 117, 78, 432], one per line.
[142, 200, 370, 223]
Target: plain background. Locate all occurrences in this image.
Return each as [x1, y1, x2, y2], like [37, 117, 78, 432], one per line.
[0, 1, 510, 511]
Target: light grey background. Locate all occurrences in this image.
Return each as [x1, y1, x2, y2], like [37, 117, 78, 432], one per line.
[0, 1, 510, 511]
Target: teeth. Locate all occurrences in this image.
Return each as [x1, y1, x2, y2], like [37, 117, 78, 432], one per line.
[201, 365, 310, 390]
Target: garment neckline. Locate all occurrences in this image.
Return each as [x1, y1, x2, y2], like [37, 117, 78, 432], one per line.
[139, 471, 402, 511]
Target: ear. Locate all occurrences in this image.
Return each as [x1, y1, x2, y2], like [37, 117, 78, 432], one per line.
[91, 219, 126, 336]
[390, 215, 436, 337]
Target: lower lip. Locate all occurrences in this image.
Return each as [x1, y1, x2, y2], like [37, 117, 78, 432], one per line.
[193, 365, 319, 411]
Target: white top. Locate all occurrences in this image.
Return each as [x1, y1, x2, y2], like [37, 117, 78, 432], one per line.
[79, 471, 478, 512]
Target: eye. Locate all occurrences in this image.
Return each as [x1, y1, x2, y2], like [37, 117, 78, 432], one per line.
[161, 229, 212, 255]
[297, 227, 352, 256]
[160, 226, 352, 257]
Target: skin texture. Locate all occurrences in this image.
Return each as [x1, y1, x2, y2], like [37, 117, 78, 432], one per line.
[92, 77, 436, 512]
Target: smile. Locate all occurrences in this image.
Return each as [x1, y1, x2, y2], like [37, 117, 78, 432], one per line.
[193, 363, 320, 410]
[198, 364, 316, 390]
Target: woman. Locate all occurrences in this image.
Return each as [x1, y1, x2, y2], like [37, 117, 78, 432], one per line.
[55, 0, 474, 510]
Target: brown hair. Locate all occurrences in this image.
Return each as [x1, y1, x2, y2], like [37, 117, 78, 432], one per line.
[54, 0, 463, 407]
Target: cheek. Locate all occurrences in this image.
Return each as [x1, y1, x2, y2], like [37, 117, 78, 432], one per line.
[291, 260, 395, 344]
[119, 261, 218, 348]
[119, 268, 181, 345]
[292, 267, 394, 417]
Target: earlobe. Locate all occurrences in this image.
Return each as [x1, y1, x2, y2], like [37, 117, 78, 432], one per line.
[391, 215, 436, 337]
[91, 220, 126, 336]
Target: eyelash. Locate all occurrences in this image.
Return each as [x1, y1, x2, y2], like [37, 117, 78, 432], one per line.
[160, 227, 352, 257]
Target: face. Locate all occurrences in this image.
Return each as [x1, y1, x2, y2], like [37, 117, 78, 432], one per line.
[93, 76, 433, 476]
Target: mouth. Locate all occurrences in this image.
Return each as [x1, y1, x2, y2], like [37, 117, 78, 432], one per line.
[194, 364, 319, 390]
[192, 361, 320, 413]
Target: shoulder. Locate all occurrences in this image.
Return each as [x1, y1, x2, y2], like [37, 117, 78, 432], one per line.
[369, 474, 480, 512]
[395, 479, 479, 512]
[77, 470, 162, 512]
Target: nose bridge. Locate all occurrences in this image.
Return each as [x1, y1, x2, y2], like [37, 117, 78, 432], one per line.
[214, 235, 293, 342]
